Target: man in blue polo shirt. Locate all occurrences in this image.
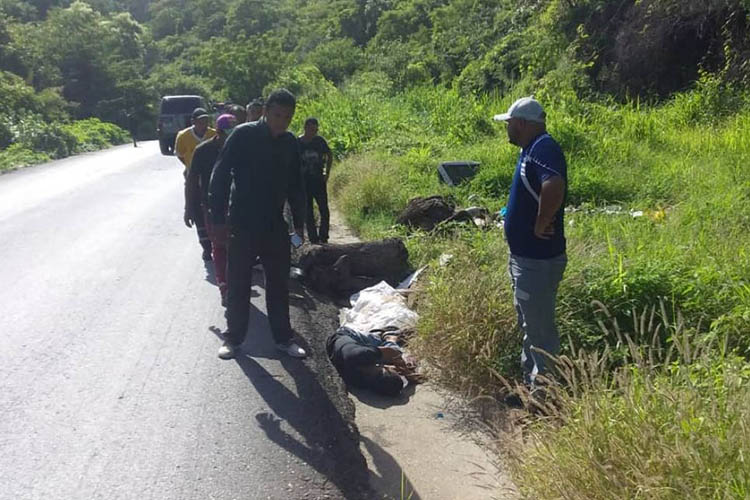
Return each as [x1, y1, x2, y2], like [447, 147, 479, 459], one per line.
[494, 96, 567, 387]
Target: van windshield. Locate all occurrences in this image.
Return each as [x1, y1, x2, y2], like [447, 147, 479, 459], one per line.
[160, 97, 204, 114]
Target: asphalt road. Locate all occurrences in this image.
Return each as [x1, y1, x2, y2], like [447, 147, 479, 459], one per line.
[0, 142, 370, 500]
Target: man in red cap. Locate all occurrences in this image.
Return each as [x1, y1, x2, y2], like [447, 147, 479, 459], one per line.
[184, 113, 238, 304]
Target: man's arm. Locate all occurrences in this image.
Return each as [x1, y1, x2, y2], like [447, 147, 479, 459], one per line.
[175, 133, 188, 168]
[339, 341, 383, 366]
[208, 130, 241, 235]
[535, 176, 566, 239]
[183, 150, 201, 227]
[287, 139, 306, 237]
[322, 139, 333, 178]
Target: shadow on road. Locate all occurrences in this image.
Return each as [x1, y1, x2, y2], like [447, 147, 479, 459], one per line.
[235, 354, 370, 499]
[349, 384, 416, 409]
[360, 435, 422, 500]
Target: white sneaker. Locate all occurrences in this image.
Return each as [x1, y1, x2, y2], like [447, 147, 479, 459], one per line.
[218, 341, 238, 360]
[276, 341, 306, 358]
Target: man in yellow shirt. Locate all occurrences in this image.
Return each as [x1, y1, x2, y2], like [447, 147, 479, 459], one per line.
[175, 107, 216, 260]
[175, 107, 216, 172]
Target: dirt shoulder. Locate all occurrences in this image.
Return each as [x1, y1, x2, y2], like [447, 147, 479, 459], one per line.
[318, 207, 519, 500]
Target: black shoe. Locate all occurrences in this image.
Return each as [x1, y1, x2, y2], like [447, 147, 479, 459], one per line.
[202, 250, 213, 261]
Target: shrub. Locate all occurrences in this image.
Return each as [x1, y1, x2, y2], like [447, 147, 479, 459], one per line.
[513, 311, 750, 499]
[61, 118, 129, 151]
[0, 143, 49, 172]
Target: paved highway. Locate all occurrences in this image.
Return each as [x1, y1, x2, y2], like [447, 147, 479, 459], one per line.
[0, 142, 369, 500]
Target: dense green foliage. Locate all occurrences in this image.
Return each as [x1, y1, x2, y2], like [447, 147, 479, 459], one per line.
[318, 70, 750, 500]
[4, 0, 750, 134]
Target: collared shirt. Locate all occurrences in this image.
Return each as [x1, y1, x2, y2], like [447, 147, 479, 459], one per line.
[209, 120, 305, 236]
[175, 126, 216, 170]
[504, 132, 567, 259]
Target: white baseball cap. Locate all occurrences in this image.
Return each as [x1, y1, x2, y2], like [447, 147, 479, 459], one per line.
[492, 96, 546, 123]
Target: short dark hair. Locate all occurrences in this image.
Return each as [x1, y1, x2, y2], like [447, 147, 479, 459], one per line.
[364, 369, 404, 397]
[265, 89, 296, 110]
[304, 117, 319, 127]
[247, 98, 263, 109]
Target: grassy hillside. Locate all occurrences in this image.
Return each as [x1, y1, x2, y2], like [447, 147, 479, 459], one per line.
[294, 74, 750, 497]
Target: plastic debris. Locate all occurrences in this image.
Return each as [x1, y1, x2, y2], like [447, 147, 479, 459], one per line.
[342, 281, 419, 332]
[438, 253, 454, 267]
[397, 266, 427, 290]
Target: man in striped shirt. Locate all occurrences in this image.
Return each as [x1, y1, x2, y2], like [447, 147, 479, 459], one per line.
[494, 96, 568, 388]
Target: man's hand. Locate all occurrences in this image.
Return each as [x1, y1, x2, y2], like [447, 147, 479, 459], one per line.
[378, 346, 406, 368]
[183, 211, 195, 228]
[213, 224, 229, 245]
[534, 217, 555, 239]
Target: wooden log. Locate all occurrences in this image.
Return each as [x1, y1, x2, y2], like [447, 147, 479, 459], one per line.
[299, 238, 409, 281]
[297, 238, 411, 296]
[396, 195, 455, 231]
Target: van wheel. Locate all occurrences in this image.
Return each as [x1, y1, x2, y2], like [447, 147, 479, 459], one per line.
[159, 140, 172, 155]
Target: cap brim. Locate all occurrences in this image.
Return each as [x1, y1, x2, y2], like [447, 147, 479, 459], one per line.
[492, 113, 511, 122]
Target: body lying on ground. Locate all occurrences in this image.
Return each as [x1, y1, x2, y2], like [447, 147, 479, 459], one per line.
[326, 326, 422, 397]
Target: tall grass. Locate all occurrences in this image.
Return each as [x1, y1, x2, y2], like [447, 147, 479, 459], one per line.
[513, 305, 750, 499]
[299, 75, 750, 495]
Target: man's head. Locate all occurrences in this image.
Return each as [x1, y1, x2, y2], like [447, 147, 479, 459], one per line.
[246, 98, 264, 122]
[215, 113, 237, 143]
[303, 117, 319, 138]
[229, 104, 246, 124]
[191, 107, 210, 134]
[265, 89, 296, 138]
[360, 365, 404, 397]
[493, 96, 546, 148]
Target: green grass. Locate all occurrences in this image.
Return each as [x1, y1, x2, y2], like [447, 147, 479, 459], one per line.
[513, 310, 750, 499]
[298, 75, 750, 496]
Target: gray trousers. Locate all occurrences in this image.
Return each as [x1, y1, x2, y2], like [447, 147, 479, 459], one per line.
[508, 253, 567, 385]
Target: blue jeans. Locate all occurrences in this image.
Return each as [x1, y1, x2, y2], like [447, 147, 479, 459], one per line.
[508, 253, 567, 385]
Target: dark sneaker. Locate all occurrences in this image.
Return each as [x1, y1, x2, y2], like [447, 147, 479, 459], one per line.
[276, 340, 306, 358]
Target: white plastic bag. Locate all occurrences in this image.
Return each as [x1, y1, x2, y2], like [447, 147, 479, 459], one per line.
[341, 281, 419, 332]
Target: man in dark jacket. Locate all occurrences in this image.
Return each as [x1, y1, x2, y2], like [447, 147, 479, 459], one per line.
[184, 113, 237, 304]
[209, 89, 307, 360]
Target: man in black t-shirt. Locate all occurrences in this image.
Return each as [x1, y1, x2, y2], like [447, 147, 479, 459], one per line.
[298, 117, 333, 243]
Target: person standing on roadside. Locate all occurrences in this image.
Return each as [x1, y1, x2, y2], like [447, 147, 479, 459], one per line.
[299, 117, 333, 244]
[175, 107, 217, 260]
[493, 96, 567, 387]
[209, 89, 307, 360]
[184, 114, 237, 304]
[246, 98, 264, 122]
[126, 110, 138, 147]
[229, 104, 247, 124]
